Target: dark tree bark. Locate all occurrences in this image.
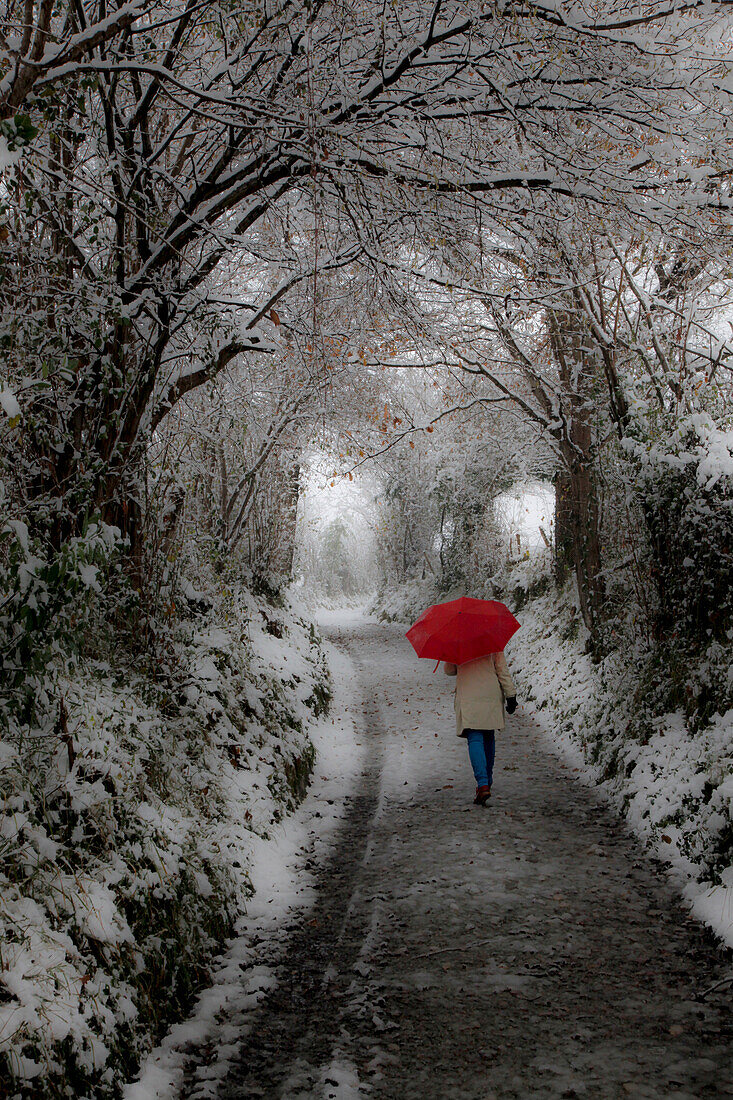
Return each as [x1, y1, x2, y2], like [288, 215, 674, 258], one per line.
[554, 469, 574, 586]
[548, 307, 605, 640]
[269, 461, 302, 579]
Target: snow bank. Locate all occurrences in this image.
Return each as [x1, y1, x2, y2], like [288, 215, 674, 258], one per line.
[0, 587, 333, 1097]
[122, 636, 363, 1100]
[508, 574, 733, 951]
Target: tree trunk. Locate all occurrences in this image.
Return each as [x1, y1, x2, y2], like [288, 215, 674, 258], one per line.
[102, 492, 145, 588]
[548, 305, 605, 642]
[269, 461, 301, 579]
[564, 451, 604, 635]
[554, 469, 573, 585]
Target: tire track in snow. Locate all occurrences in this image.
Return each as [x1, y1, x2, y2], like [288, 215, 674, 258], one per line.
[217, 622, 392, 1098]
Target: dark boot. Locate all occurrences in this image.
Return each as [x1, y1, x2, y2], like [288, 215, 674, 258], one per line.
[473, 785, 491, 806]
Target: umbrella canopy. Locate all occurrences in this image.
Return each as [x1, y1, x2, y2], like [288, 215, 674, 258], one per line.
[406, 597, 520, 665]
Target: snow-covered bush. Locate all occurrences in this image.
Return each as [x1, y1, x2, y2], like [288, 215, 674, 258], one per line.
[625, 414, 733, 648]
[368, 578, 442, 624]
[0, 516, 123, 711]
[0, 584, 331, 1097]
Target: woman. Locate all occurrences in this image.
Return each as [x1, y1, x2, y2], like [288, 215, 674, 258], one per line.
[443, 653, 517, 806]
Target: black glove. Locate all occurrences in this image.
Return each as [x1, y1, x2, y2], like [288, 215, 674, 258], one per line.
[505, 696, 517, 714]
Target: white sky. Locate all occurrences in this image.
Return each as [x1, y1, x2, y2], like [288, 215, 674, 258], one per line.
[494, 481, 554, 550]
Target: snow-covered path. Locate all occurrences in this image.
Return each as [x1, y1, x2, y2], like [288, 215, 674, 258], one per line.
[194, 618, 732, 1098]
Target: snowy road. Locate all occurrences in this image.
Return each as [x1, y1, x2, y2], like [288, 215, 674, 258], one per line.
[191, 618, 732, 1099]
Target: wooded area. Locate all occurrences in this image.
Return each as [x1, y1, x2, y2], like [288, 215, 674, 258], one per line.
[4, 0, 733, 648]
[3, 0, 733, 1094]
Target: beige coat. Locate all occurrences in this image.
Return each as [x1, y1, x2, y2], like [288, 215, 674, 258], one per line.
[443, 653, 516, 737]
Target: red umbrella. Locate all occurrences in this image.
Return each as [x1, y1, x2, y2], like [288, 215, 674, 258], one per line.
[406, 597, 520, 665]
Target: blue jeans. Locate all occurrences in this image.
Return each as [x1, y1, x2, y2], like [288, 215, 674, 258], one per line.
[465, 729, 496, 788]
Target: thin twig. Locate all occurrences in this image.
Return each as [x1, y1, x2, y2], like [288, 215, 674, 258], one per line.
[699, 975, 733, 1000]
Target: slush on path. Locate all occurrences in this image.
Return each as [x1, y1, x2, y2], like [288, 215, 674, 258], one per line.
[214, 618, 732, 1099]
